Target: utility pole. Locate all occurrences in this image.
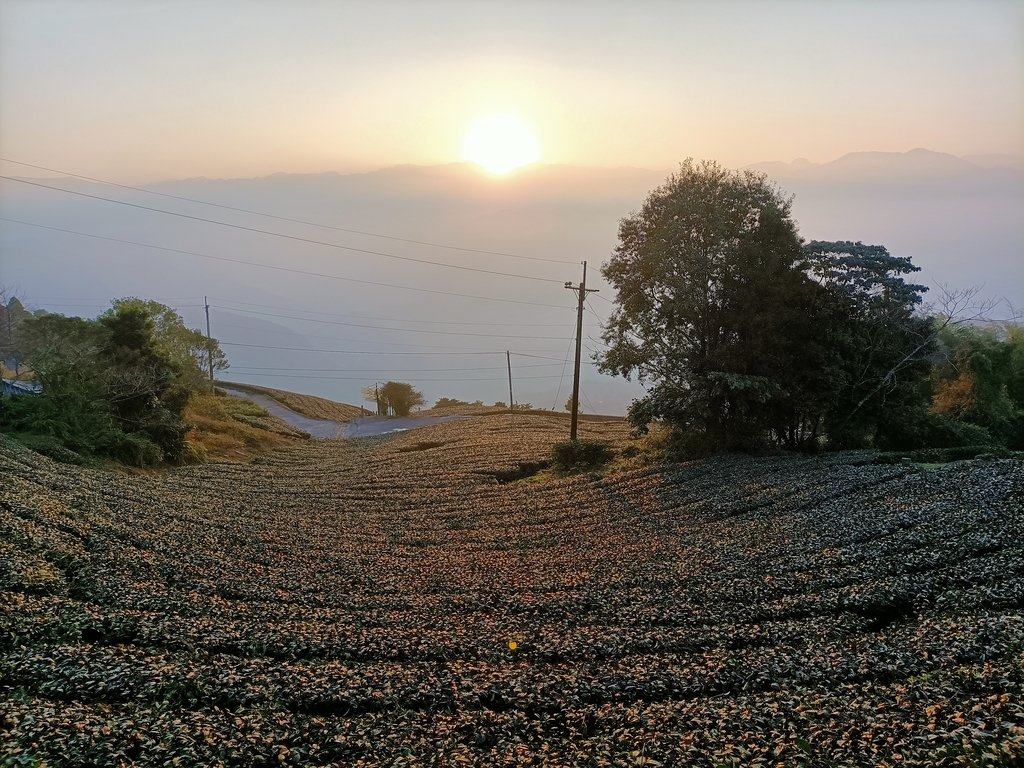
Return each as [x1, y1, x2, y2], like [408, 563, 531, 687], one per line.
[564, 262, 598, 440]
[204, 296, 215, 387]
[506, 350, 514, 414]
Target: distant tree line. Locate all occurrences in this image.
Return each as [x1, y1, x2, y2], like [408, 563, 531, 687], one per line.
[599, 160, 1022, 455]
[0, 296, 228, 466]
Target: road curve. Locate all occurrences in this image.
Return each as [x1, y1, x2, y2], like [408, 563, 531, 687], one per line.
[221, 387, 470, 439]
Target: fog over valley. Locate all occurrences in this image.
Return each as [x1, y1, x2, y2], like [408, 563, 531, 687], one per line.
[2, 148, 1021, 413]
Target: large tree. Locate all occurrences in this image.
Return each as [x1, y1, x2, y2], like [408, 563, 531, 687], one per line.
[599, 159, 825, 452]
[801, 240, 932, 446]
[378, 381, 425, 417]
[105, 298, 227, 390]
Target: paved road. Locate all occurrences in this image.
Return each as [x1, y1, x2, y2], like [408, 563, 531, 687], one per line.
[222, 387, 470, 439]
[220, 387, 344, 439]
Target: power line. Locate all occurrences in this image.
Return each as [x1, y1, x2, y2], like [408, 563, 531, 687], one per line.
[550, 333, 578, 410]
[584, 295, 607, 324]
[229, 363, 561, 372]
[1, 157, 574, 265]
[221, 340, 579, 357]
[226, 371, 564, 382]
[0, 217, 569, 309]
[210, 304, 573, 340]
[0, 176, 563, 284]
[222, 341, 501, 355]
[26, 294, 204, 302]
[26, 302, 198, 309]
[210, 297, 573, 327]
[218, 342, 602, 363]
[512, 354, 598, 366]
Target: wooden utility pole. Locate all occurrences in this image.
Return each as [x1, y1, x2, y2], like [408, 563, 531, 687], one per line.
[564, 262, 598, 440]
[204, 296, 215, 386]
[506, 350, 514, 413]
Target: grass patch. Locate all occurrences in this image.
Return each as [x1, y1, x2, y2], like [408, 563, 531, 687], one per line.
[217, 381, 363, 423]
[183, 394, 299, 462]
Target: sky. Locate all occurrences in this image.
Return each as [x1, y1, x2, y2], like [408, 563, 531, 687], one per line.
[1, 0, 1022, 182]
[1, 0, 1022, 412]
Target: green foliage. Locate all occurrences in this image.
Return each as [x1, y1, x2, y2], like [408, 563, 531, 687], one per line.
[803, 240, 933, 448]
[434, 397, 470, 408]
[602, 159, 821, 452]
[108, 431, 164, 467]
[551, 439, 612, 471]
[931, 323, 1024, 448]
[378, 381, 426, 417]
[2, 751, 44, 768]
[105, 297, 227, 390]
[600, 164, 948, 456]
[1, 299, 219, 466]
[874, 408, 995, 451]
[874, 445, 1010, 465]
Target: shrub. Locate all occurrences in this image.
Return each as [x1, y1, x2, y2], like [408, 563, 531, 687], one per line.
[874, 408, 995, 451]
[110, 433, 164, 467]
[551, 439, 612, 471]
[180, 440, 208, 464]
[873, 444, 1010, 465]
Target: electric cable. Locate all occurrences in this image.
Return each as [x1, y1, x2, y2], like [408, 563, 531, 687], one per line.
[1, 157, 575, 265]
[0, 217, 569, 309]
[0, 177, 564, 283]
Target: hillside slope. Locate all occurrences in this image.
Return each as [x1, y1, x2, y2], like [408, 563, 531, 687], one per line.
[1, 415, 1022, 766]
[217, 381, 364, 423]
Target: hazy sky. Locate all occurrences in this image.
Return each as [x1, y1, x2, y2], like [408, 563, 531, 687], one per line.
[2, 0, 1022, 182]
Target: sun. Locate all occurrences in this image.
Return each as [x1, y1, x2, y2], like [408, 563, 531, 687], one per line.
[461, 113, 539, 175]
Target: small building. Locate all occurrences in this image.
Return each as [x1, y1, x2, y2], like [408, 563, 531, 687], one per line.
[1, 378, 42, 396]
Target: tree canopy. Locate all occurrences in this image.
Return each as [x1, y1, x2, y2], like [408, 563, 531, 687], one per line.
[598, 160, 938, 453]
[105, 298, 227, 390]
[379, 382, 425, 417]
[1, 298, 229, 466]
[363, 382, 425, 417]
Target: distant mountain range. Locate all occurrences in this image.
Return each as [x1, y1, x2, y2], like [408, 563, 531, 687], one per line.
[1, 148, 1020, 413]
[746, 148, 1023, 183]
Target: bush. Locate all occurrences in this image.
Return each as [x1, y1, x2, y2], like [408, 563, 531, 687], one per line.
[180, 439, 208, 464]
[110, 432, 164, 467]
[551, 439, 612, 471]
[874, 408, 996, 451]
[873, 444, 1011, 465]
[663, 428, 721, 460]
[910, 445, 1010, 463]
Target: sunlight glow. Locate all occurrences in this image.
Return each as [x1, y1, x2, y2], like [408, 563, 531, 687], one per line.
[461, 113, 539, 175]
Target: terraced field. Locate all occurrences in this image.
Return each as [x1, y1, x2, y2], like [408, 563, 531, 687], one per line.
[2, 414, 1023, 767]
